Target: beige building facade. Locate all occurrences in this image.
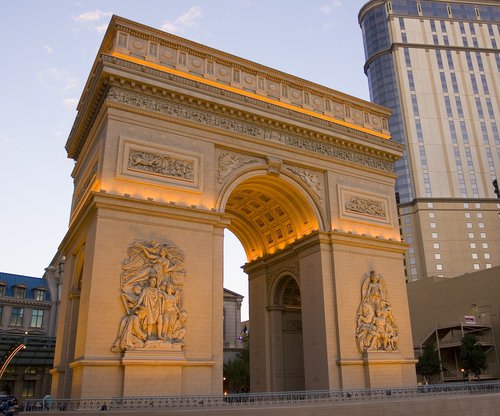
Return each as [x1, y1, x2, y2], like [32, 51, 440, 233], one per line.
[359, 0, 500, 281]
[407, 266, 500, 382]
[51, 16, 416, 399]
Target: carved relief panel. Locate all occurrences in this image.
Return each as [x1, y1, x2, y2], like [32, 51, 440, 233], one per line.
[117, 138, 203, 191]
[112, 239, 188, 352]
[355, 270, 399, 353]
[338, 186, 390, 226]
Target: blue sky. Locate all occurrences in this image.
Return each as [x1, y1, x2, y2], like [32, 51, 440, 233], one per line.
[0, 0, 370, 320]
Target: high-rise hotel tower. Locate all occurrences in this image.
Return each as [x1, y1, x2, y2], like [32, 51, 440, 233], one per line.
[359, 0, 500, 281]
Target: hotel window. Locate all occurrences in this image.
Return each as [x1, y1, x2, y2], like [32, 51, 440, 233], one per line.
[435, 254, 441, 260]
[429, 212, 435, 218]
[31, 309, 44, 328]
[470, 243, 476, 249]
[466, 222, 472, 229]
[14, 286, 26, 299]
[484, 253, 490, 259]
[465, 212, 471, 218]
[468, 233, 475, 239]
[473, 264, 480, 270]
[482, 243, 488, 249]
[432, 232, 438, 239]
[480, 232, 487, 238]
[10, 307, 24, 327]
[486, 264, 492, 269]
[433, 243, 440, 249]
[436, 264, 443, 271]
[479, 223, 485, 229]
[464, 203, 469, 208]
[427, 202, 433, 209]
[472, 253, 478, 259]
[430, 222, 436, 228]
[475, 203, 481, 209]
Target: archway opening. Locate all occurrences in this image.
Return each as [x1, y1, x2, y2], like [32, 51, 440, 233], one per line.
[221, 173, 318, 392]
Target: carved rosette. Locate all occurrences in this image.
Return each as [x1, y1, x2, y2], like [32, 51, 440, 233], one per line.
[112, 240, 188, 352]
[355, 270, 399, 353]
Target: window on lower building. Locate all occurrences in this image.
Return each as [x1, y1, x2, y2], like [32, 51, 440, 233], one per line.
[22, 380, 36, 398]
[30, 309, 44, 328]
[14, 286, 26, 299]
[33, 289, 46, 301]
[0, 284, 5, 297]
[436, 264, 443, 270]
[10, 307, 24, 326]
[473, 264, 480, 270]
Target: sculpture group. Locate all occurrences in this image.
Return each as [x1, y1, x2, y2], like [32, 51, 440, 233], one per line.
[113, 240, 188, 351]
[355, 270, 399, 353]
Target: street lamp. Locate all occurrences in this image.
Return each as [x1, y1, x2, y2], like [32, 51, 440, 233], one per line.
[461, 368, 466, 382]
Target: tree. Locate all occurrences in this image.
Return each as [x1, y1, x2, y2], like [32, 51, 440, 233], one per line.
[416, 343, 441, 384]
[223, 334, 249, 393]
[460, 333, 487, 381]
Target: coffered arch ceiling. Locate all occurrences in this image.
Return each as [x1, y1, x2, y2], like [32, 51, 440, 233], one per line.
[222, 174, 321, 262]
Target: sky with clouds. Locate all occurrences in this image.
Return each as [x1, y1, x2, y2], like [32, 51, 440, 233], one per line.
[1, 0, 370, 320]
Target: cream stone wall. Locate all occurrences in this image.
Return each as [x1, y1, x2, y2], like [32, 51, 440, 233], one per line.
[52, 15, 416, 398]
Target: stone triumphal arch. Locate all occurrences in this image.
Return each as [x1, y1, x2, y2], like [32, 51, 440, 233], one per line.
[51, 16, 416, 399]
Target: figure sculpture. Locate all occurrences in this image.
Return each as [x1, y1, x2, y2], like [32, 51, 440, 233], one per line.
[112, 239, 188, 352]
[355, 270, 399, 353]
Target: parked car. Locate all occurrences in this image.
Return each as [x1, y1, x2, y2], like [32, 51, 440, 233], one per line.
[0, 395, 18, 414]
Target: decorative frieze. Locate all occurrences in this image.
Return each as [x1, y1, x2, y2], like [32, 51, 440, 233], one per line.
[339, 186, 390, 226]
[345, 196, 385, 218]
[118, 138, 202, 191]
[107, 87, 394, 173]
[112, 29, 390, 136]
[128, 150, 194, 181]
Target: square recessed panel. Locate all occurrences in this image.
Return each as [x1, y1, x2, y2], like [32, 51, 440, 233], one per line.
[338, 186, 390, 226]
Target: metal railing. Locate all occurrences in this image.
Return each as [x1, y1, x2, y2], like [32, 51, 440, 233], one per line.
[22, 381, 500, 412]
